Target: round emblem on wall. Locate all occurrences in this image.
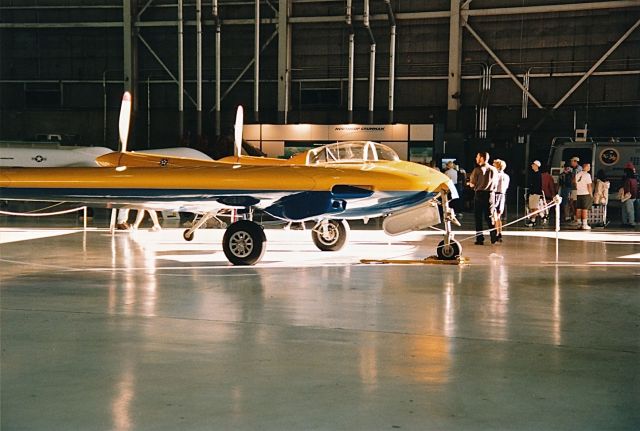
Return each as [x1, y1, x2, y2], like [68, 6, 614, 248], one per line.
[32, 155, 46, 163]
[599, 148, 619, 166]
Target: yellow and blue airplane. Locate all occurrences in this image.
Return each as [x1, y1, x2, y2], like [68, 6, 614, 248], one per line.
[0, 95, 461, 266]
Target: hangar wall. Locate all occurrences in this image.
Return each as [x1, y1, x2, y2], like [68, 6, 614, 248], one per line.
[1, 0, 639, 164]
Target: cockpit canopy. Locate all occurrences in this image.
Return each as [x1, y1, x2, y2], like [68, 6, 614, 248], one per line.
[305, 141, 400, 165]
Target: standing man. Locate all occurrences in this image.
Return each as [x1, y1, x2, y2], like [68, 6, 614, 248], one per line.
[469, 151, 498, 245]
[569, 156, 582, 222]
[575, 162, 593, 230]
[492, 159, 510, 243]
[526, 160, 543, 227]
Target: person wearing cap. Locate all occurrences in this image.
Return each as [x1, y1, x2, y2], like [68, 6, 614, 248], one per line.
[469, 151, 498, 245]
[568, 156, 582, 222]
[575, 162, 593, 230]
[525, 160, 543, 227]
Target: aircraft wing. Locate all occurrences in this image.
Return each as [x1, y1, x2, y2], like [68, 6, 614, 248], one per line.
[0, 161, 452, 221]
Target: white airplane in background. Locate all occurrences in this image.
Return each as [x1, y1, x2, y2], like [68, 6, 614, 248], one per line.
[0, 143, 113, 167]
[0, 143, 213, 168]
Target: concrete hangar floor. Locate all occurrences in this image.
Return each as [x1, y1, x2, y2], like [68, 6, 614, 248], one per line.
[1, 215, 639, 430]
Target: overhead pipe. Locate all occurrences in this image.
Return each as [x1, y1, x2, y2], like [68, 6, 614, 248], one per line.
[364, 0, 376, 124]
[254, 0, 260, 121]
[213, 0, 221, 137]
[385, 0, 395, 123]
[178, 0, 184, 137]
[346, 0, 354, 123]
[522, 68, 531, 119]
[196, 0, 203, 137]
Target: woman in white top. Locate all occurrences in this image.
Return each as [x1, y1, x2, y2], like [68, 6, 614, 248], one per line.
[492, 159, 510, 243]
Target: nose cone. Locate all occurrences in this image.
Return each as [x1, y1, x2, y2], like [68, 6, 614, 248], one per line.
[386, 161, 455, 195]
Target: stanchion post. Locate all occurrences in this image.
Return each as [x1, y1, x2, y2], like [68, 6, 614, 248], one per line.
[555, 197, 561, 263]
[83, 207, 87, 230]
[110, 208, 117, 235]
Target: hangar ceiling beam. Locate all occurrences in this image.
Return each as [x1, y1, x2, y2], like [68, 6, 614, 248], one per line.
[210, 29, 278, 112]
[385, 0, 396, 124]
[255, 0, 261, 122]
[123, 0, 138, 106]
[346, 0, 354, 123]
[551, 17, 640, 111]
[364, 0, 376, 124]
[214, 0, 222, 135]
[138, 34, 197, 107]
[197, 0, 203, 136]
[277, 0, 291, 123]
[464, 0, 640, 17]
[447, 0, 463, 132]
[137, 0, 156, 19]
[178, 0, 185, 136]
[3, 1, 638, 28]
[463, 22, 544, 110]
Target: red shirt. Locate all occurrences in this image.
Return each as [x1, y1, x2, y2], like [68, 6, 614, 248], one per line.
[541, 172, 557, 198]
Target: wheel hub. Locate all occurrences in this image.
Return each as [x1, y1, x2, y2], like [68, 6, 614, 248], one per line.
[230, 231, 253, 257]
[319, 224, 338, 244]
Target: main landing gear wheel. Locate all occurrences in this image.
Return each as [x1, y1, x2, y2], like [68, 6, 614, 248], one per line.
[437, 239, 462, 260]
[222, 220, 266, 266]
[183, 229, 194, 241]
[312, 219, 349, 252]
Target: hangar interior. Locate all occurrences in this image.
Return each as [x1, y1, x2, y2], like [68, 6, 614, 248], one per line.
[1, 1, 640, 430]
[1, 0, 639, 164]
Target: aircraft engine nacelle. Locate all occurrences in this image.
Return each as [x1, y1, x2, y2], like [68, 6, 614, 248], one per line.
[264, 191, 346, 221]
[382, 200, 441, 236]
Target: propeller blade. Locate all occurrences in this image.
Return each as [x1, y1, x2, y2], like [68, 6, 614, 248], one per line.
[234, 105, 243, 158]
[118, 92, 132, 153]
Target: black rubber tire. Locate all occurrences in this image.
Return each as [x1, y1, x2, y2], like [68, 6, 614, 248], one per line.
[311, 220, 349, 252]
[222, 220, 267, 265]
[437, 239, 462, 260]
[183, 229, 194, 241]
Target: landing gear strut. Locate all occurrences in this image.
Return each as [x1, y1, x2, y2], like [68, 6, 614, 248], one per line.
[437, 192, 462, 260]
[182, 211, 226, 242]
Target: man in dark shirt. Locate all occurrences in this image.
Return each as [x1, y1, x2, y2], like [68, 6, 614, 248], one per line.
[469, 151, 498, 245]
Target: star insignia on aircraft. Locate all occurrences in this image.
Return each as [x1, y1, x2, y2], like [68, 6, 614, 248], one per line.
[159, 158, 169, 167]
[32, 155, 47, 163]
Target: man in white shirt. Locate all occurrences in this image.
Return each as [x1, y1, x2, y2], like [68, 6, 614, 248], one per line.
[492, 159, 510, 242]
[575, 162, 593, 230]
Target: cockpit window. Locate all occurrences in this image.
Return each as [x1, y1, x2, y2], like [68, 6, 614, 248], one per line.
[374, 143, 400, 161]
[306, 141, 399, 165]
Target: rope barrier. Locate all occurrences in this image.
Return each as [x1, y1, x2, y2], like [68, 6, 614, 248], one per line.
[449, 196, 562, 245]
[0, 206, 88, 229]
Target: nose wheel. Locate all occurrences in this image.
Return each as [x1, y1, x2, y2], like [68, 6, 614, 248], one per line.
[222, 220, 266, 265]
[437, 239, 462, 260]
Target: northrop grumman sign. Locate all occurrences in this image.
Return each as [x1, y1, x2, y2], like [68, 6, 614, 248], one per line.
[245, 123, 433, 142]
[329, 125, 409, 141]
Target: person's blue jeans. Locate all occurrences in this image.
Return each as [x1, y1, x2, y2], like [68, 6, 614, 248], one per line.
[621, 199, 636, 226]
[635, 198, 640, 222]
